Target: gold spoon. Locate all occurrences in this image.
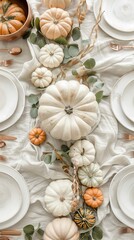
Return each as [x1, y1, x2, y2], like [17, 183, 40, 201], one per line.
[110, 42, 134, 51]
[0, 47, 22, 55]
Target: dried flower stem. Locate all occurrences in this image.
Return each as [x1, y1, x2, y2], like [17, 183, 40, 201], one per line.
[71, 163, 80, 212]
[77, 0, 88, 25]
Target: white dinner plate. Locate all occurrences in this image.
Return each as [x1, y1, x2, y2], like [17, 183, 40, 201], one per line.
[0, 172, 22, 223]
[104, 0, 134, 32]
[117, 172, 134, 220]
[0, 77, 18, 123]
[93, 0, 134, 40]
[120, 81, 134, 122]
[0, 164, 30, 229]
[109, 164, 134, 228]
[0, 68, 25, 131]
[110, 71, 134, 132]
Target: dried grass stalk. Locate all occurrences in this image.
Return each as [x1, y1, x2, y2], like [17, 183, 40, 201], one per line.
[71, 163, 80, 212]
[77, 0, 88, 24]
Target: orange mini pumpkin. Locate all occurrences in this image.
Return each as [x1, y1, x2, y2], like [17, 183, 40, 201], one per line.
[29, 128, 46, 146]
[0, 0, 26, 35]
[83, 187, 104, 208]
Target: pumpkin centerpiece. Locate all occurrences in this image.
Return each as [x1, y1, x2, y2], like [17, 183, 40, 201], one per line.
[43, 218, 79, 240]
[43, 0, 72, 9]
[38, 80, 99, 141]
[73, 207, 96, 230]
[0, 0, 26, 35]
[78, 163, 103, 187]
[69, 139, 96, 167]
[44, 179, 73, 217]
[84, 187, 104, 208]
[40, 8, 72, 40]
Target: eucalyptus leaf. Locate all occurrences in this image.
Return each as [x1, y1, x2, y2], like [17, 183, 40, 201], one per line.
[93, 82, 104, 89]
[28, 94, 39, 104]
[92, 226, 103, 240]
[31, 17, 34, 27]
[30, 33, 37, 44]
[68, 45, 79, 57]
[25, 234, 32, 240]
[95, 91, 103, 103]
[60, 151, 70, 160]
[37, 228, 44, 236]
[30, 107, 38, 118]
[84, 58, 96, 69]
[80, 232, 91, 240]
[43, 154, 52, 164]
[87, 76, 98, 84]
[61, 145, 70, 152]
[63, 47, 70, 59]
[22, 29, 32, 39]
[63, 57, 72, 64]
[35, 17, 40, 30]
[72, 27, 81, 41]
[72, 70, 78, 76]
[36, 37, 46, 48]
[51, 150, 57, 162]
[55, 37, 68, 45]
[23, 225, 34, 235]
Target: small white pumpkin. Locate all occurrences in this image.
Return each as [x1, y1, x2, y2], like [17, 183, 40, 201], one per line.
[69, 140, 95, 167]
[43, 0, 71, 9]
[43, 218, 79, 240]
[39, 43, 64, 69]
[31, 67, 53, 88]
[44, 179, 73, 217]
[38, 80, 99, 141]
[78, 163, 103, 187]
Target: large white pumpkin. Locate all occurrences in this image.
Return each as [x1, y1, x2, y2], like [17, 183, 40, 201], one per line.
[39, 44, 64, 69]
[38, 80, 99, 141]
[69, 139, 95, 167]
[44, 179, 73, 217]
[43, 218, 79, 240]
[78, 163, 103, 187]
[43, 0, 71, 9]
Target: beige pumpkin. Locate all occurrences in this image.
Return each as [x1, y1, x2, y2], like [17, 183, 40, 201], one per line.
[40, 8, 72, 40]
[69, 139, 96, 167]
[38, 80, 99, 141]
[43, 0, 71, 9]
[78, 163, 103, 187]
[39, 44, 64, 68]
[44, 179, 73, 217]
[43, 218, 79, 240]
[31, 67, 53, 88]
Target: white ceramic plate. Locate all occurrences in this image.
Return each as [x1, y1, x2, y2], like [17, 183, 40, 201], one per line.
[117, 172, 134, 220]
[0, 164, 30, 229]
[120, 81, 134, 122]
[0, 68, 25, 131]
[109, 165, 134, 228]
[0, 172, 22, 223]
[0, 77, 18, 123]
[110, 71, 134, 131]
[93, 0, 134, 40]
[104, 0, 134, 32]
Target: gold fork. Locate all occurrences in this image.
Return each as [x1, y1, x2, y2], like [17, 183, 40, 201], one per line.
[0, 59, 13, 67]
[118, 133, 134, 140]
[110, 42, 134, 51]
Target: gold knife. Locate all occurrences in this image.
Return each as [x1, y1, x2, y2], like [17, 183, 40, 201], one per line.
[0, 230, 21, 236]
[0, 135, 17, 141]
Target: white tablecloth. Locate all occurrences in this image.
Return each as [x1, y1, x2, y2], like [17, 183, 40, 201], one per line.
[1, 0, 134, 239]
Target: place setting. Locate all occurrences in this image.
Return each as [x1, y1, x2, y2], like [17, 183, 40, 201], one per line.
[93, 0, 134, 40]
[0, 68, 25, 131]
[110, 71, 134, 132]
[109, 164, 134, 228]
[0, 164, 30, 230]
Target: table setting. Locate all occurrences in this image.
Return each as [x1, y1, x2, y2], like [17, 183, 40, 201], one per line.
[0, 0, 134, 240]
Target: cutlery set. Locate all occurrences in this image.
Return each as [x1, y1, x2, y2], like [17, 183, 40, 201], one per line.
[0, 135, 17, 160]
[0, 229, 21, 240]
[0, 47, 22, 66]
